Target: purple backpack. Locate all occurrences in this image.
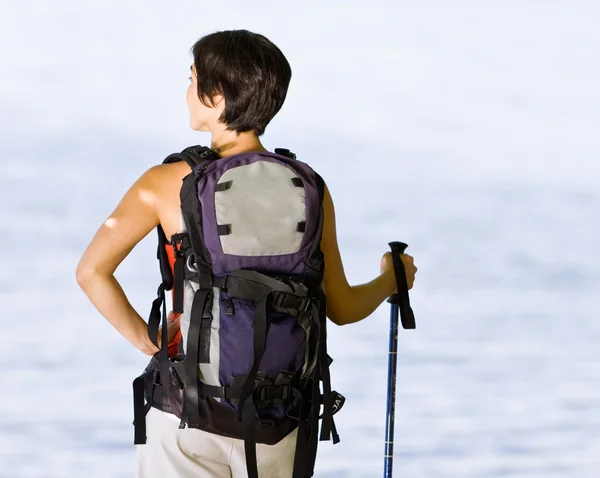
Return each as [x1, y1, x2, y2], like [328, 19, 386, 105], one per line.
[132, 146, 344, 478]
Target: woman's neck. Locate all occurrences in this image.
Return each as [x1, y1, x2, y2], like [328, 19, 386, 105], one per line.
[211, 126, 267, 158]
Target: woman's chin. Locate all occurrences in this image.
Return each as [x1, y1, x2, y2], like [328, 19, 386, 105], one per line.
[190, 121, 209, 132]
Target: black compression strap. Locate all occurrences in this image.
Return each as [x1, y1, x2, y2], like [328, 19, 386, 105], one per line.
[197, 382, 242, 400]
[238, 294, 270, 478]
[159, 284, 170, 387]
[173, 250, 185, 315]
[291, 405, 307, 477]
[160, 286, 169, 365]
[242, 398, 259, 478]
[156, 227, 173, 290]
[147, 285, 164, 349]
[184, 288, 211, 428]
[317, 288, 335, 442]
[292, 386, 311, 477]
[331, 419, 340, 444]
[132, 375, 147, 444]
[147, 283, 170, 390]
[144, 284, 171, 434]
[307, 356, 322, 465]
[292, 290, 323, 477]
[222, 269, 294, 302]
[238, 294, 270, 477]
[292, 373, 321, 476]
[298, 312, 318, 380]
[238, 294, 269, 416]
[199, 314, 212, 363]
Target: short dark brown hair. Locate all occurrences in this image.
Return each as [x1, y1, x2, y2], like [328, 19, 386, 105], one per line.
[191, 30, 292, 136]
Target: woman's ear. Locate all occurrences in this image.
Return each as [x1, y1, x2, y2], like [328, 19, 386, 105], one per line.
[212, 94, 225, 108]
[212, 94, 226, 121]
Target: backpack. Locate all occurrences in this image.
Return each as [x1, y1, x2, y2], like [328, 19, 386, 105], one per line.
[132, 145, 344, 478]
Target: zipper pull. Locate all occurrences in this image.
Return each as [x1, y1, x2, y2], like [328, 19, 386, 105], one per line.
[225, 298, 235, 316]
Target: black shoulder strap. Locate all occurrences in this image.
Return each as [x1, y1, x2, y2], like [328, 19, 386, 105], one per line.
[303, 172, 326, 290]
[163, 145, 221, 169]
[156, 225, 173, 291]
[154, 144, 219, 289]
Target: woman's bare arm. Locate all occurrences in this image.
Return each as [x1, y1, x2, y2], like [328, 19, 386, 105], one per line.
[320, 184, 413, 326]
[78, 168, 414, 342]
[76, 166, 164, 355]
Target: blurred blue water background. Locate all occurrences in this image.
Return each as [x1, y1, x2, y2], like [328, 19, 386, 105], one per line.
[1, 1, 598, 477]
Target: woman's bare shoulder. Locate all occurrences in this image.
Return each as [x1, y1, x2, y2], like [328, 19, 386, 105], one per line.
[141, 161, 193, 238]
[140, 161, 191, 191]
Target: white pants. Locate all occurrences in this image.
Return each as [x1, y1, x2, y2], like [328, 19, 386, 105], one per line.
[136, 407, 298, 478]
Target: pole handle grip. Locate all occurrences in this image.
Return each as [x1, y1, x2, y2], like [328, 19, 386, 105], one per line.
[387, 241, 416, 329]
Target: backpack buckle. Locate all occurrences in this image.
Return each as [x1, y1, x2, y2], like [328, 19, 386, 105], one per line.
[152, 369, 161, 386]
[272, 293, 287, 309]
[255, 384, 292, 403]
[274, 148, 296, 160]
[258, 418, 275, 428]
[299, 298, 311, 312]
[272, 293, 311, 314]
[169, 365, 184, 389]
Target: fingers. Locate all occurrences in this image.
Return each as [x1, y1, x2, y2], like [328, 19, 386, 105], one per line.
[400, 253, 414, 264]
[381, 250, 418, 292]
[167, 311, 182, 322]
[400, 254, 417, 290]
[157, 317, 182, 350]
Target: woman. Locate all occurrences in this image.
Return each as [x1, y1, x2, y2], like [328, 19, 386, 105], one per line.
[77, 29, 417, 478]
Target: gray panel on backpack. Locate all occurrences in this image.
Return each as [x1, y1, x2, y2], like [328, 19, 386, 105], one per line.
[178, 214, 222, 390]
[179, 283, 223, 389]
[214, 160, 305, 256]
[200, 286, 221, 389]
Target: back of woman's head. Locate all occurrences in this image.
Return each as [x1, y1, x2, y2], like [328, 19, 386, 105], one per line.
[191, 30, 292, 136]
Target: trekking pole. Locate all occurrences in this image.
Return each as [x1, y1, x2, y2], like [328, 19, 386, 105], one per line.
[384, 241, 416, 478]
